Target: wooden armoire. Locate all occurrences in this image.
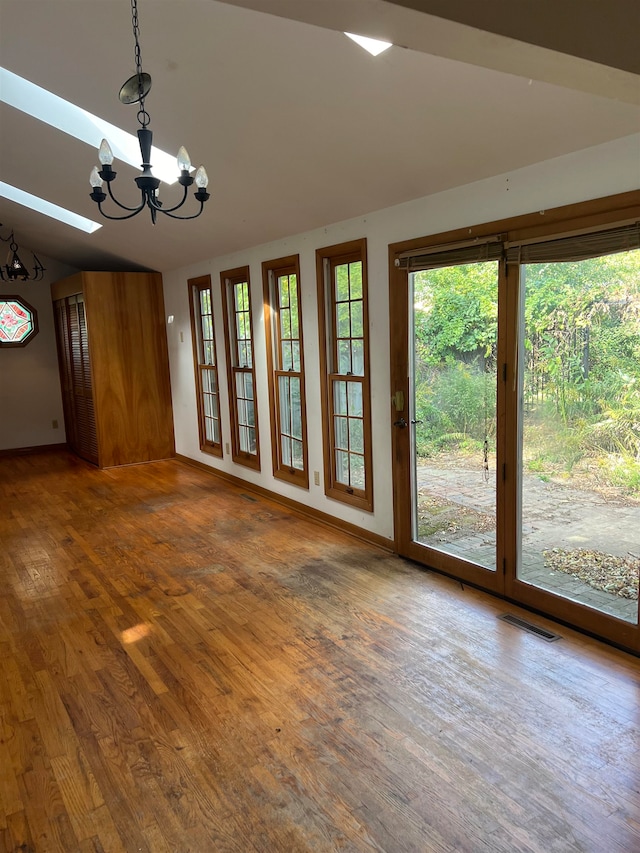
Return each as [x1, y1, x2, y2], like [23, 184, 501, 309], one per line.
[52, 271, 175, 468]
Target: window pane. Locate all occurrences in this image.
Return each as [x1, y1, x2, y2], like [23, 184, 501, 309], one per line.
[336, 264, 350, 302]
[334, 381, 348, 415]
[338, 340, 351, 374]
[279, 375, 291, 429]
[290, 377, 302, 439]
[351, 301, 363, 337]
[349, 261, 363, 299]
[236, 310, 247, 342]
[349, 418, 364, 454]
[336, 302, 351, 338]
[281, 341, 293, 371]
[351, 340, 364, 376]
[347, 381, 363, 417]
[334, 416, 348, 450]
[279, 275, 290, 308]
[349, 454, 365, 489]
[280, 307, 292, 340]
[291, 341, 301, 372]
[290, 288, 299, 337]
[281, 435, 292, 466]
[235, 282, 246, 311]
[244, 372, 254, 400]
[246, 399, 255, 428]
[292, 438, 304, 469]
[335, 450, 350, 484]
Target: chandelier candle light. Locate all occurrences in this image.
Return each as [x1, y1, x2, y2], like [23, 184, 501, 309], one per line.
[89, 0, 209, 223]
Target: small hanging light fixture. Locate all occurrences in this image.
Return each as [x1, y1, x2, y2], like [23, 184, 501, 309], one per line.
[0, 226, 46, 282]
[89, 0, 210, 223]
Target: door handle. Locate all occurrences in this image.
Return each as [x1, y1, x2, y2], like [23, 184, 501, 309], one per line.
[393, 418, 407, 428]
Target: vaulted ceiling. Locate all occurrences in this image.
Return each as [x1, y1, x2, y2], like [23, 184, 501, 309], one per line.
[0, 0, 638, 273]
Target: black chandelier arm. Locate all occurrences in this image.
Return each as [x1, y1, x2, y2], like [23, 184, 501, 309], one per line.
[105, 181, 148, 213]
[159, 200, 207, 221]
[95, 199, 148, 221]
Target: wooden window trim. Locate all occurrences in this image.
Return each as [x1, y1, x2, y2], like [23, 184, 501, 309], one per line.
[0, 295, 39, 347]
[220, 266, 261, 471]
[262, 254, 309, 488]
[188, 275, 223, 458]
[316, 238, 373, 512]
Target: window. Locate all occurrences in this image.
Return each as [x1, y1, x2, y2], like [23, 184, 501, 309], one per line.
[0, 295, 38, 346]
[189, 275, 222, 457]
[220, 266, 260, 470]
[316, 238, 373, 511]
[262, 255, 308, 487]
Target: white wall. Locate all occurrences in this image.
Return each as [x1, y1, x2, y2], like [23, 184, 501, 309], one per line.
[0, 255, 77, 450]
[163, 134, 640, 543]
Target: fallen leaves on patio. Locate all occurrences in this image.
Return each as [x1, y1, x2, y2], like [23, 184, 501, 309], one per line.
[417, 493, 495, 540]
[543, 548, 639, 600]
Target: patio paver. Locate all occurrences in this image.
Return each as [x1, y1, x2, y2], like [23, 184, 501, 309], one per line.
[415, 464, 639, 624]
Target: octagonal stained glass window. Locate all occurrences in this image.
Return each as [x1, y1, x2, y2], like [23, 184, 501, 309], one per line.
[0, 296, 39, 347]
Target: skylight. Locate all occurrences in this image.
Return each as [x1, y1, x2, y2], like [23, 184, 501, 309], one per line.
[0, 182, 102, 234]
[344, 33, 393, 57]
[0, 67, 179, 184]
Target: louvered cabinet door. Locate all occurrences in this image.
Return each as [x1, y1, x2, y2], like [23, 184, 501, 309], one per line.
[54, 294, 99, 465]
[54, 298, 77, 450]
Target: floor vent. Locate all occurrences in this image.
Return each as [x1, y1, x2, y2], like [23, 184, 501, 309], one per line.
[498, 613, 561, 642]
[240, 493, 258, 502]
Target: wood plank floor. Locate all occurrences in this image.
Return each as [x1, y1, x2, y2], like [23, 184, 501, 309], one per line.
[0, 450, 638, 853]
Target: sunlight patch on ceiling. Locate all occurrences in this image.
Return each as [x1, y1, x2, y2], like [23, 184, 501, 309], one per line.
[0, 67, 179, 184]
[344, 33, 393, 57]
[0, 182, 102, 234]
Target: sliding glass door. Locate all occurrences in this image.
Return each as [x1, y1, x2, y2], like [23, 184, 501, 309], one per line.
[390, 195, 640, 653]
[517, 250, 639, 628]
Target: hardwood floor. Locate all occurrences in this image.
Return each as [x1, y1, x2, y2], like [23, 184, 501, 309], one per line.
[0, 450, 638, 853]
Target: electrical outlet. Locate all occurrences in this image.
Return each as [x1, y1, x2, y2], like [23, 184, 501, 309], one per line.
[52, 419, 59, 429]
[180, 331, 184, 343]
[313, 470, 320, 486]
[225, 443, 230, 455]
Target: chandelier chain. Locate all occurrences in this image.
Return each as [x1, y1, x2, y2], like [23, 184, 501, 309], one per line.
[130, 0, 150, 127]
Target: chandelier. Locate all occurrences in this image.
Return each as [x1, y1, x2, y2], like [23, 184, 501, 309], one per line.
[89, 0, 210, 223]
[0, 226, 46, 282]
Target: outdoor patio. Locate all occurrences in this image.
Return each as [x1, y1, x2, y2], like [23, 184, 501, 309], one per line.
[415, 464, 640, 624]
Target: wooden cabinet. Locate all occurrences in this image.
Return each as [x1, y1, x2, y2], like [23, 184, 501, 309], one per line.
[52, 271, 175, 468]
